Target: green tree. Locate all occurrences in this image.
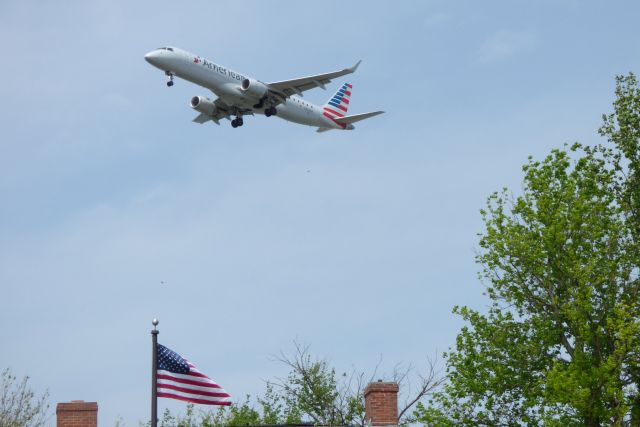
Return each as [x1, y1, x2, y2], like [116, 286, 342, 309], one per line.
[0, 368, 49, 427]
[270, 343, 363, 426]
[417, 74, 640, 426]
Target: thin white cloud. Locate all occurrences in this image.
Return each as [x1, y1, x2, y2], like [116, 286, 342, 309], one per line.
[477, 30, 537, 64]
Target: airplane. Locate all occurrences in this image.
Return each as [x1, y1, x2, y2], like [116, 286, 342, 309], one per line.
[144, 46, 384, 132]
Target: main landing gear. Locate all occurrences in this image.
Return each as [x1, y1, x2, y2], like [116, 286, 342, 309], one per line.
[231, 117, 244, 128]
[264, 106, 277, 117]
[165, 71, 174, 87]
[253, 97, 266, 109]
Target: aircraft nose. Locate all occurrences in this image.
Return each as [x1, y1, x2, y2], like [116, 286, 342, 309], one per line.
[144, 50, 160, 66]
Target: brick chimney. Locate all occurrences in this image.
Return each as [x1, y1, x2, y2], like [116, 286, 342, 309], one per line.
[364, 381, 399, 426]
[56, 400, 98, 427]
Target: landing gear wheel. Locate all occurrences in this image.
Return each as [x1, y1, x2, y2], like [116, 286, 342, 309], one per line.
[265, 106, 277, 117]
[166, 80, 174, 87]
[237, 117, 244, 126]
[231, 119, 238, 128]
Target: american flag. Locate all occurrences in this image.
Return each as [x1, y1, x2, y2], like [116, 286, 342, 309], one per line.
[156, 344, 231, 405]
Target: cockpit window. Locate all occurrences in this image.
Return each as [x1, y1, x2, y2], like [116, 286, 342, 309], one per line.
[155, 47, 174, 51]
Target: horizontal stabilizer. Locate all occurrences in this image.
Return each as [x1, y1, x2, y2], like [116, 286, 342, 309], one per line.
[334, 111, 384, 125]
[316, 127, 332, 133]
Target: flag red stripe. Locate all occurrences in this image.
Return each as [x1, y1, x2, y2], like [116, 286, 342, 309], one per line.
[180, 363, 214, 381]
[157, 373, 222, 388]
[158, 392, 232, 406]
[182, 369, 209, 379]
[158, 369, 219, 385]
[341, 98, 349, 104]
[336, 104, 348, 112]
[187, 371, 208, 379]
[344, 90, 352, 96]
[158, 383, 231, 398]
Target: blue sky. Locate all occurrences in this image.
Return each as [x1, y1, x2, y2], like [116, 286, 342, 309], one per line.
[1, 1, 639, 425]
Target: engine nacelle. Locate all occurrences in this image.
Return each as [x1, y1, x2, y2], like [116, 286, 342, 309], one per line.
[190, 96, 217, 115]
[241, 78, 269, 99]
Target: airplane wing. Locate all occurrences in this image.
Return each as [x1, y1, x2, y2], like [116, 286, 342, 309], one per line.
[334, 111, 385, 125]
[193, 112, 214, 124]
[267, 60, 361, 97]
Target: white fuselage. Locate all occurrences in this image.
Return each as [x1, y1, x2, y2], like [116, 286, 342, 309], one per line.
[144, 47, 340, 129]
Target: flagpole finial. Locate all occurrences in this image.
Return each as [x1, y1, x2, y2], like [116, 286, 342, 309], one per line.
[152, 318, 159, 331]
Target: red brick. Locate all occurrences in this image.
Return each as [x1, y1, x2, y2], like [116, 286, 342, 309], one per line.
[57, 400, 98, 427]
[364, 382, 398, 426]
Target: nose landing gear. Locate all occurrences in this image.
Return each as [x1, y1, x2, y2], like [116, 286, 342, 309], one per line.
[165, 71, 174, 87]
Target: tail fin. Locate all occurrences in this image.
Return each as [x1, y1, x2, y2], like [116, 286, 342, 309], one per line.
[323, 83, 352, 118]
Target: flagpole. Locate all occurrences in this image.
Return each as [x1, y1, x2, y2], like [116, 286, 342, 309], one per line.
[151, 318, 159, 427]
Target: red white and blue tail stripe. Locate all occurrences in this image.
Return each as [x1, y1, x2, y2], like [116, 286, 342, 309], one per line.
[322, 83, 352, 129]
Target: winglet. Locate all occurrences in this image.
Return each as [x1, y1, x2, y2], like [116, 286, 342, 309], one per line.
[349, 60, 362, 73]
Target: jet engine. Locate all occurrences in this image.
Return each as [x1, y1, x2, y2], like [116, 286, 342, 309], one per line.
[240, 78, 269, 99]
[190, 96, 217, 115]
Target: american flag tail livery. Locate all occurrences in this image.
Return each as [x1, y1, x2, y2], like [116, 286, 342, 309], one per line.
[322, 83, 352, 125]
[156, 344, 231, 406]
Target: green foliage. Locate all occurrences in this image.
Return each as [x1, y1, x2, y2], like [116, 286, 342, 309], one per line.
[140, 398, 263, 427]
[418, 74, 640, 426]
[275, 350, 345, 426]
[203, 397, 263, 427]
[258, 383, 302, 425]
[600, 73, 640, 239]
[0, 368, 49, 427]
